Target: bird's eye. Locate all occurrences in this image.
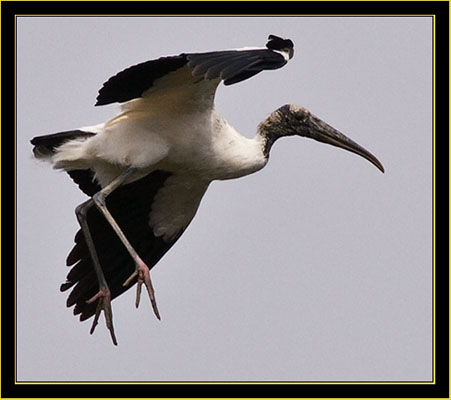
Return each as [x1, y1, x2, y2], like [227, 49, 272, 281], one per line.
[294, 110, 309, 124]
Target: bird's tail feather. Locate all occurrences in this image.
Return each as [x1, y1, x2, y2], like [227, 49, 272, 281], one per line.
[30, 129, 97, 170]
[30, 130, 96, 160]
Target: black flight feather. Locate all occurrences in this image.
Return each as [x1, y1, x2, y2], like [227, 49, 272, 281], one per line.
[60, 170, 184, 321]
[94, 35, 293, 106]
[95, 55, 188, 106]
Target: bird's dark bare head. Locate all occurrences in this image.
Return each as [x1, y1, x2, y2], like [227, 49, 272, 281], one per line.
[259, 104, 384, 173]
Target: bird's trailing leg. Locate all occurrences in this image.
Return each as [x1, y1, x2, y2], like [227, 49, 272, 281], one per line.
[91, 168, 161, 320]
[75, 200, 118, 345]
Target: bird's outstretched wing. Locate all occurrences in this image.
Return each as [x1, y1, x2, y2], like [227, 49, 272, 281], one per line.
[95, 34, 294, 107]
[61, 170, 209, 321]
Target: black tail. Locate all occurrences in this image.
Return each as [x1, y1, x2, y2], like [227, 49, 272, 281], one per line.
[30, 130, 95, 158]
[31, 130, 100, 196]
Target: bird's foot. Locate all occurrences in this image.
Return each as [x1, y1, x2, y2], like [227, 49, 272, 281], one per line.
[123, 257, 161, 320]
[86, 286, 118, 346]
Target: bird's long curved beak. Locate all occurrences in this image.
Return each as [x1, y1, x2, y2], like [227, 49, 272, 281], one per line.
[303, 114, 385, 173]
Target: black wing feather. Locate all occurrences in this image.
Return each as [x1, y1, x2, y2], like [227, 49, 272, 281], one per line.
[95, 55, 188, 106]
[67, 170, 100, 197]
[187, 49, 287, 85]
[94, 35, 293, 106]
[60, 170, 183, 321]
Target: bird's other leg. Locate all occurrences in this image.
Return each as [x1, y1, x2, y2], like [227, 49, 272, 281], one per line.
[75, 199, 118, 346]
[92, 168, 161, 320]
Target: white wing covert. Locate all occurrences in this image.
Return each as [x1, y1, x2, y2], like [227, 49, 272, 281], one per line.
[150, 175, 209, 242]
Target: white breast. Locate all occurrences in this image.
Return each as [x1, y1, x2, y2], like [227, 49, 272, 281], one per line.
[207, 114, 268, 180]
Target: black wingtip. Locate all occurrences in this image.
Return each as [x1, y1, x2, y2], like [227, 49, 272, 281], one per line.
[268, 34, 282, 41]
[94, 95, 107, 107]
[60, 282, 74, 292]
[266, 34, 294, 59]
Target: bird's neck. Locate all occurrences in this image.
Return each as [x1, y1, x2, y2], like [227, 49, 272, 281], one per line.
[257, 114, 287, 158]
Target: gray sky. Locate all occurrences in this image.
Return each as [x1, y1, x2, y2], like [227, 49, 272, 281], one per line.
[17, 16, 433, 382]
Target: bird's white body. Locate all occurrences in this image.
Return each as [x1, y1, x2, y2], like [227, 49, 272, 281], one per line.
[53, 98, 268, 181]
[53, 71, 267, 189]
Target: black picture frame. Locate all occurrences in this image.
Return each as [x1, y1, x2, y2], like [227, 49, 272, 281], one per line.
[4, 1, 448, 398]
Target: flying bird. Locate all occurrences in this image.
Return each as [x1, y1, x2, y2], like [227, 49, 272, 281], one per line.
[31, 35, 384, 345]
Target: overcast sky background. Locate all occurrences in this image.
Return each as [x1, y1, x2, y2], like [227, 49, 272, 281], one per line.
[17, 16, 432, 382]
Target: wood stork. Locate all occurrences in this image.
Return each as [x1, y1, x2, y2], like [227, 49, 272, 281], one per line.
[31, 35, 384, 345]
